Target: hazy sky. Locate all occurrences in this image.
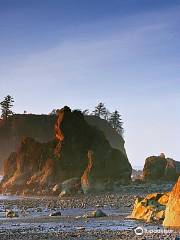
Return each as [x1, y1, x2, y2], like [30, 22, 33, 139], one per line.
[0, 0, 180, 167]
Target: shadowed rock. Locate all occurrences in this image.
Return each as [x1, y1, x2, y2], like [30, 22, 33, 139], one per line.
[59, 178, 81, 197]
[83, 209, 107, 218]
[49, 211, 61, 217]
[0, 110, 127, 172]
[0, 106, 132, 195]
[143, 154, 180, 182]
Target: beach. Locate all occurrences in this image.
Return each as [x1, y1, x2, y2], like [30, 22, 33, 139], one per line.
[0, 183, 179, 240]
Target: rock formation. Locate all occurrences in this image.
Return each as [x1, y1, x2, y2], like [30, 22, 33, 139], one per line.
[129, 192, 170, 222]
[163, 176, 180, 227]
[0, 110, 127, 172]
[0, 114, 55, 171]
[84, 115, 127, 156]
[143, 154, 180, 182]
[0, 107, 132, 195]
[130, 177, 180, 227]
[1, 137, 56, 194]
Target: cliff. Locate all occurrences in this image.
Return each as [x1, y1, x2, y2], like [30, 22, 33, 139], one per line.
[0, 114, 55, 172]
[85, 115, 127, 156]
[0, 107, 132, 195]
[0, 112, 127, 173]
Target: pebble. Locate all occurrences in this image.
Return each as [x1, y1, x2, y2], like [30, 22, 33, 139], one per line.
[49, 211, 61, 217]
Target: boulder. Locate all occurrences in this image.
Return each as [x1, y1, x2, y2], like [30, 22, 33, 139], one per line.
[129, 192, 170, 222]
[83, 209, 107, 218]
[52, 184, 61, 195]
[6, 210, 19, 218]
[163, 177, 180, 228]
[92, 209, 107, 218]
[143, 154, 180, 182]
[0, 107, 132, 195]
[59, 178, 81, 197]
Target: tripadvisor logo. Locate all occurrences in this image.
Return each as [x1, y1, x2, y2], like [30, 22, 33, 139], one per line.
[134, 226, 144, 236]
[134, 226, 174, 236]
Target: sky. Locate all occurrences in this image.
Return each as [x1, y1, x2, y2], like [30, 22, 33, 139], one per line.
[0, 0, 180, 167]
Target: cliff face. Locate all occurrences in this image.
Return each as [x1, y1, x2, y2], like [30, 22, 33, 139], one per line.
[85, 116, 127, 156]
[163, 176, 180, 227]
[0, 107, 132, 195]
[0, 114, 55, 172]
[143, 154, 180, 182]
[1, 138, 56, 194]
[0, 112, 127, 173]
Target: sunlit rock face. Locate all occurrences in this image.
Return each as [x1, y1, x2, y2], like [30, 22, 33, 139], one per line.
[81, 150, 94, 193]
[129, 192, 170, 222]
[0, 106, 132, 195]
[163, 177, 180, 228]
[143, 154, 180, 182]
[1, 138, 56, 194]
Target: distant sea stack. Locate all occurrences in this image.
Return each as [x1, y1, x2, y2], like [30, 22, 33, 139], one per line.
[143, 153, 180, 182]
[0, 106, 132, 195]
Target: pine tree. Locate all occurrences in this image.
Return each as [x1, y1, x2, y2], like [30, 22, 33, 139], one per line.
[104, 109, 111, 120]
[109, 110, 124, 135]
[0, 95, 14, 120]
[92, 102, 106, 118]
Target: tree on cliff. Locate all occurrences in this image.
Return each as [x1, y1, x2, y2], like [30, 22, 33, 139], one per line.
[104, 109, 111, 120]
[109, 110, 124, 135]
[0, 95, 14, 120]
[92, 102, 107, 118]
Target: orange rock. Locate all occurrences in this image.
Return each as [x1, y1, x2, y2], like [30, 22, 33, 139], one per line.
[54, 109, 64, 142]
[81, 150, 93, 193]
[163, 176, 180, 228]
[129, 192, 168, 222]
[158, 192, 170, 205]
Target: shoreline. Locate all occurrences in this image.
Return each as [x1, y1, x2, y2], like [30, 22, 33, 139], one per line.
[0, 183, 179, 239]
